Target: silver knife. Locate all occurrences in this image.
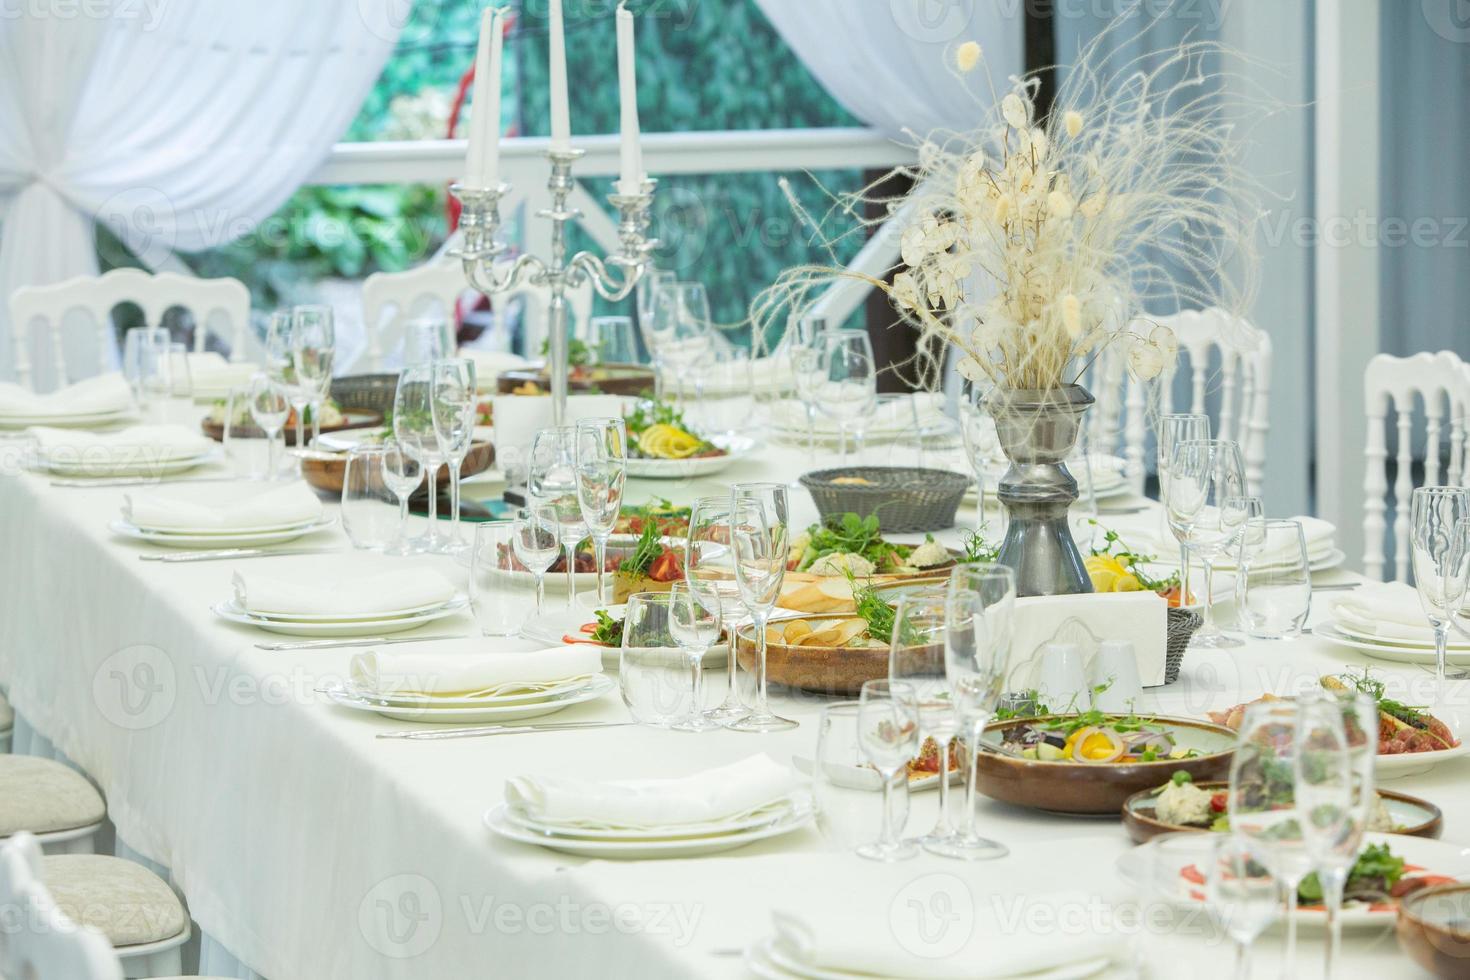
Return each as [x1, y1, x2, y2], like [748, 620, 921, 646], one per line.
[377, 721, 633, 740]
[51, 476, 236, 488]
[140, 547, 340, 563]
[257, 634, 468, 651]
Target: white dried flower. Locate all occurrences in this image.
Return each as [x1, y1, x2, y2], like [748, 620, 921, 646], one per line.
[957, 356, 986, 381]
[1028, 128, 1049, 159]
[993, 195, 1012, 224]
[1064, 110, 1084, 138]
[900, 225, 929, 267]
[1078, 191, 1107, 219]
[1128, 342, 1166, 380]
[891, 271, 921, 311]
[1061, 294, 1082, 338]
[1047, 190, 1075, 221]
[955, 41, 982, 72]
[1001, 93, 1028, 130]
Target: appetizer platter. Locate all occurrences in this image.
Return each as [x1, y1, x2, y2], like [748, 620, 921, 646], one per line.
[622, 396, 749, 478]
[497, 340, 657, 397]
[201, 398, 380, 444]
[793, 737, 964, 793]
[297, 432, 496, 497]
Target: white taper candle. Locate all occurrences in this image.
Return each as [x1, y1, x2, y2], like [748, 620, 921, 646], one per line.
[465, 6, 505, 187]
[615, 2, 643, 195]
[548, 0, 571, 151]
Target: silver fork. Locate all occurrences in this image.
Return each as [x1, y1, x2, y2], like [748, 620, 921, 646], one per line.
[376, 721, 633, 740]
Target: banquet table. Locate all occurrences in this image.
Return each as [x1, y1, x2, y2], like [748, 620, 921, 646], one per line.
[0, 427, 1460, 979]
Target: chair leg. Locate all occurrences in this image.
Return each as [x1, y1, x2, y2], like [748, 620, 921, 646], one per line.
[0, 729, 10, 754]
[121, 945, 183, 979]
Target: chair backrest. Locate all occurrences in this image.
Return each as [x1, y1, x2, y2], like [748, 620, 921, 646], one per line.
[359, 260, 474, 373]
[1079, 339, 1150, 494]
[491, 279, 594, 363]
[9, 269, 250, 390]
[1361, 350, 1470, 582]
[0, 832, 123, 980]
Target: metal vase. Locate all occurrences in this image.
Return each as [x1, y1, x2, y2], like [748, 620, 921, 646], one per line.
[985, 384, 1095, 597]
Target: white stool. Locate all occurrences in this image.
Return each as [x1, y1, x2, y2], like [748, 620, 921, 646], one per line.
[0, 754, 106, 854]
[0, 689, 12, 753]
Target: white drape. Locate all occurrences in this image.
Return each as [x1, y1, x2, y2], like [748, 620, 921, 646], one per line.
[0, 1, 407, 383]
[752, 0, 1023, 138]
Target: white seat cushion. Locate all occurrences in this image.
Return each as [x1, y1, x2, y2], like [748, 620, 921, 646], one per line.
[42, 854, 188, 948]
[0, 689, 12, 732]
[0, 755, 106, 836]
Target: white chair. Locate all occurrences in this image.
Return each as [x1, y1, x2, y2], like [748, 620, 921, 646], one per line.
[1361, 350, 1470, 582]
[0, 689, 12, 753]
[0, 832, 122, 980]
[0, 755, 107, 854]
[9, 269, 250, 390]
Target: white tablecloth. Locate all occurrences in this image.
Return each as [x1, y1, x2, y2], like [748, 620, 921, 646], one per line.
[0, 428, 1453, 979]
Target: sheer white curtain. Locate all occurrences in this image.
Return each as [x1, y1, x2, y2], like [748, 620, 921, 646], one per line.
[0, 1, 407, 384]
[753, 0, 1022, 137]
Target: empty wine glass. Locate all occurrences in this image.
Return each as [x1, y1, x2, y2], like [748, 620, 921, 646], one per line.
[687, 495, 746, 721]
[1235, 518, 1312, 639]
[789, 315, 830, 452]
[936, 562, 1016, 861]
[816, 329, 877, 463]
[430, 357, 477, 553]
[586, 315, 639, 365]
[574, 418, 627, 609]
[668, 581, 723, 733]
[649, 282, 713, 406]
[856, 679, 921, 862]
[291, 305, 335, 448]
[1157, 413, 1210, 606]
[394, 364, 441, 553]
[247, 374, 288, 481]
[513, 502, 560, 616]
[729, 482, 795, 733]
[958, 379, 999, 528]
[1166, 439, 1247, 647]
[1410, 486, 1470, 689]
[528, 426, 589, 607]
[380, 441, 423, 556]
[889, 588, 960, 853]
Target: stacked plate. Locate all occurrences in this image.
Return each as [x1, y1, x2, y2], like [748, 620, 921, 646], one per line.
[111, 514, 337, 549]
[216, 558, 467, 637]
[112, 481, 334, 549]
[322, 674, 614, 723]
[768, 395, 956, 448]
[1211, 514, 1343, 573]
[213, 593, 469, 637]
[1316, 580, 1470, 667]
[0, 373, 135, 430]
[31, 424, 216, 478]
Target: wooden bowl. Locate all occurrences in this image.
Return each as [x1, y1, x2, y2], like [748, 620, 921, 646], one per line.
[299, 440, 496, 498]
[201, 409, 382, 445]
[731, 615, 941, 696]
[973, 715, 1237, 815]
[1121, 781, 1444, 844]
[496, 362, 656, 397]
[1397, 883, 1470, 977]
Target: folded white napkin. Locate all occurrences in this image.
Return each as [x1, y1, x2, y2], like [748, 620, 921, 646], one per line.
[349, 643, 602, 698]
[232, 556, 456, 617]
[0, 373, 132, 418]
[32, 424, 212, 462]
[1331, 581, 1469, 646]
[1249, 515, 1337, 563]
[505, 754, 796, 829]
[770, 392, 947, 435]
[186, 353, 257, 397]
[123, 481, 322, 532]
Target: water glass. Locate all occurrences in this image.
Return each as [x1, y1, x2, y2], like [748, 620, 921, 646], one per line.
[512, 503, 560, 616]
[667, 581, 723, 732]
[122, 326, 165, 407]
[403, 317, 452, 366]
[1410, 486, 1470, 689]
[222, 383, 272, 479]
[648, 281, 714, 405]
[687, 495, 746, 721]
[469, 521, 535, 637]
[620, 591, 695, 727]
[729, 482, 795, 732]
[341, 447, 399, 550]
[856, 679, 920, 862]
[812, 701, 907, 852]
[888, 589, 960, 852]
[586, 315, 639, 364]
[380, 441, 424, 556]
[1234, 518, 1311, 638]
[574, 417, 627, 609]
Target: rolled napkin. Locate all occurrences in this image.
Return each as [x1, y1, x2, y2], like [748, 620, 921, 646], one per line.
[505, 754, 797, 830]
[0, 373, 132, 418]
[123, 481, 322, 532]
[232, 556, 456, 617]
[32, 424, 213, 462]
[349, 643, 602, 698]
[1331, 581, 1469, 646]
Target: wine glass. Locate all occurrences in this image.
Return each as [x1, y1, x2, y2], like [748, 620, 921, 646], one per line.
[936, 561, 1016, 861]
[528, 426, 589, 607]
[687, 495, 746, 721]
[649, 282, 714, 406]
[889, 588, 960, 853]
[1227, 700, 1317, 977]
[586, 315, 639, 365]
[1166, 439, 1247, 648]
[121, 326, 162, 408]
[1410, 486, 1470, 689]
[856, 679, 920, 861]
[958, 379, 999, 529]
[816, 329, 877, 463]
[789, 315, 830, 452]
[1235, 518, 1313, 639]
[1298, 690, 1376, 979]
[430, 357, 477, 553]
[247, 374, 288, 481]
[728, 482, 796, 733]
[403, 317, 451, 366]
[393, 364, 440, 553]
[380, 441, 423, 556]
[668, 581, 723, 732]
[291, 305, 335, 448]
[574, 418, 627, 609]
[1157, 413, 1210, 605]
[512, 503, 560, 616]
[1146, 832, 1278, 980]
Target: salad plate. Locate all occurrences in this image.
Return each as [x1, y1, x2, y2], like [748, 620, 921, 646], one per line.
[109, 516, 337, 549]
[624, 432, 755, 479]
[1314, 621, 1470, 665]
[321, 673, 613, 723]
[211, 595, 469, 637]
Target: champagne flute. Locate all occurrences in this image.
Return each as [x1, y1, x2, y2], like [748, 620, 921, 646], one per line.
[430, 357, 477, 553]
[856, 679, 921, 861]
[959, 379, 999, 529]
[513, 503, 560, 616]
[380, 441, 423, 556]
[528, 426, 588, 607]
[574, 418, 627, 609]
[816, 329, 877, 463]
[888, 588, 960, 853]
[247, 374, 288, 480]
[936, 562, 1016, 861]
[1410, 487, 1470, 688]
[1166, 439, 1247, 647]
[728, 482, 796, 732]
[687, 495, 746, 721]
[668, 581, 723, 732]
[290, 305, 334, 448]
[392, 364, 439, 553]
[789, 315, 829, 452]
[1158, 413, 1210, 606]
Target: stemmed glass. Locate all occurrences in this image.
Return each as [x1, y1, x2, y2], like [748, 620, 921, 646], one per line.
[649, 282, 713, 406]
[403, 317, 451, 367]
[728, 482, 796, 732]
[1148, 833, 1278, 980]
[816, 329, 877, 463]
[528, 426, 589, 607]
[888, 589, 960, 853]
[512, 503, 560, 616]
[1165, 440, 1247, 647]
[247, 374, 288, 480]
[667, 580, 723, 732]
[856, 679, 921, 862]
[958, 379, 999, 528]
[1410, 486, 1470, 688]
[392, 364, 440, 553]
[586, 315, 639, 365]
[1157, 414, 1210, 606]
[380, 442, 423, 556]
[936, 562, 1016, 861]
[574, 418, 627, 609]
[687, 495, 747, 721]
[290, 305, 334, 449]
[789, 315, 829, 452]
[430, 358, 477, 553]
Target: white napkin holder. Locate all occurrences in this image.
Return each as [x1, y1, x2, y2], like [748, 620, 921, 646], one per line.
[1010, 591, 1169, 691]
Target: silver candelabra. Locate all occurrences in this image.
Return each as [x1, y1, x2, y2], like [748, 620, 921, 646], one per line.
[450, 148, 658, 425]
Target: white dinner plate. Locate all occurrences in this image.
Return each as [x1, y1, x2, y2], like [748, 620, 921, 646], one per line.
[625, 433, 756, 480]
[321, 673, 614, 722]
[745, 936, 1109, 980]
[1327, 617, 1470, 653]
[526, 602, 732, 670]
[505, 795, 803, 842]
[338, 674, 602, 708]
[224, 594, 459, 624]
[108, 516, 338, 550]
[482, 797, 813, 859]
[38, 449, 216, 478]
[211, 595, 469, 636]
[0, 409, 135, 429]
[1314, 621, 1470, 666]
